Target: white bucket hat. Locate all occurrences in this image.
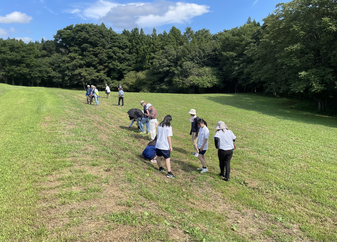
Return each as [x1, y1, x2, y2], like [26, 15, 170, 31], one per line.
[214, 121, 228, 130]
[188, 109, 196, 115]
[140, 100, 145, 105]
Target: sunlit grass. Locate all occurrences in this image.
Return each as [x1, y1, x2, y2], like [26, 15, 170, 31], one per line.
[0, 83, 336, 241]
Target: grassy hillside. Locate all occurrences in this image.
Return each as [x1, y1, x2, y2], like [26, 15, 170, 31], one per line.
[0, 84, 336, 241]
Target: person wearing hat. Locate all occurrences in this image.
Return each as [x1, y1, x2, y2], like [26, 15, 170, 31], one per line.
[139, 101, 150, 135]
[86, 85, 92, 104]
[145, 103, 158, 140]
[189, 109, 200, 157]
[213, 121, 236, 181]
[92, 85, 99, 105]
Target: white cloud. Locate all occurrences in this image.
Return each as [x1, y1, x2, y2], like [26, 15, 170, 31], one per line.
[135, 2, 210, 28]
[83, 0, 119, 19]
[66, 0, 210, 29]
[15, 37, 33, 42]
[70, 9, 81, 14]
[0, 28, 7, 36]
[253, 0, 258, 5]
[44, 6, 57, 15]
[10, 27, 16, 33]
[0, 11, 33, 24]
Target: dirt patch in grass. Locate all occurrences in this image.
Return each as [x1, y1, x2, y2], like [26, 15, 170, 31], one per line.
[188, 187, 310, 241]
[91, 225, 137, 241]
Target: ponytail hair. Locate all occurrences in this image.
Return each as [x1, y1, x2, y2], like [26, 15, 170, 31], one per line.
[159, 115, 172, 127]
[198, 118, 207, 127]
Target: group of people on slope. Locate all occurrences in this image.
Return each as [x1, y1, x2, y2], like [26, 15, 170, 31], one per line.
[189, 109, 236, 181]
[86, 83, 125, 106]
[141, 108, 236, 181]
[129, 100, 158, 141]
[86, 85, 100, 105]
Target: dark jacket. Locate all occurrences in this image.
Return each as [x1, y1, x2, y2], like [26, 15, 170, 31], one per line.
[190, 116, 200, 135]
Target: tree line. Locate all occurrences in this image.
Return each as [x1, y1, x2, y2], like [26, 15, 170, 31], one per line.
[0, 0, 336, 111]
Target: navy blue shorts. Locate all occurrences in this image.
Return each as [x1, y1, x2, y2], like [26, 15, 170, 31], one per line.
[199, 149, 207, 155]
[156, 149, 171, 159]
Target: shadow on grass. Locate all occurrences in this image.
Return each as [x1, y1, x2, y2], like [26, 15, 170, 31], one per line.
[206, 94, 337, 128]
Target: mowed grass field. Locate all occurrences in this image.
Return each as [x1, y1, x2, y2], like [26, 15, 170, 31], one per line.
[0, 83, 337, 242]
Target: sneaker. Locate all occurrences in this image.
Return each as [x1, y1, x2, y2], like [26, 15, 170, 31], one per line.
[158, 167, 166, 172]
[166, 173, 175, 178]
[223, 178, 229, 182]
[150, 159, 157, 163]
[196, 167, 203, 171]
[194, 153, 199, 157]
[219, 173, 225, 177]
[191, 152, 196, 155]
[139, 132, 145, 134]
[200, 168, 208, 173]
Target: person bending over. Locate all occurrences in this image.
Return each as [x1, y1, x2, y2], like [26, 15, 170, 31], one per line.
[142, 136, 157, 163]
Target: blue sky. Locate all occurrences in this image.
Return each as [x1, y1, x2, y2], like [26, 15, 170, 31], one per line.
[0, 0, 284, 42]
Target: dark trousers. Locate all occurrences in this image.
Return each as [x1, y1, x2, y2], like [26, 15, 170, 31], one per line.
[218, 149, 233, 179]
[89, 95, 94, 104]
[118, 96, 124, 106]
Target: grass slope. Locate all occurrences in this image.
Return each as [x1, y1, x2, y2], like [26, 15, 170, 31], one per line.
[0, 84, 336, 241]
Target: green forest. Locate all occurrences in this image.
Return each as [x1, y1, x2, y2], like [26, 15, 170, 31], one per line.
[0, 0, 336, 111]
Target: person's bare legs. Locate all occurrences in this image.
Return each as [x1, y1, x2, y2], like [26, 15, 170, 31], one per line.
[165, 158, 171, 172]
[198, 154, 206, 167]
[156, 156, 162, 168]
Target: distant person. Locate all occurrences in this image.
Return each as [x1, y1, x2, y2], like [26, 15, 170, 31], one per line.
[89, 85, 95, 104]
[118, 88, 124, 106]
[146, 103, 157, 140]
[139, 101, 150, 135]
[155, 115, 175, 178]
[196, 119, 209, 173]
[189, 109, 199, 157]
[213, 121, 236, 181]
[142, 136, 158, 163]
[93, 85, 99, 105]
[105, 84, 111, 99]
[118, 83, 123, 91]
[86, 85, 92, 104]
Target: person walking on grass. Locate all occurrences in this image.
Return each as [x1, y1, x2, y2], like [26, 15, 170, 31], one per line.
[105, 84, 111, 99]
[189, 109, 199, 157]
[213, 121, 236, 181]
[118, 83, 123, 91]
[155, 115, 175, 178]
[139, 101, 150, 135]
[146, 103, 157, 140]
[86, 85, 92, 104]
[196, 119, 209, 174]
[93, 86, 99, 105]
[118, 88, 124, 106]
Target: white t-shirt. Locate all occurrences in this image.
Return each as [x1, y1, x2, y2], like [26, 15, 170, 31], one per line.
[155, 125, 173, 150]
[198, 126, 209, 150]
[105, 86, 110, 93]
[213, 130, 236, 150]
[94, 88, 98, 95]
